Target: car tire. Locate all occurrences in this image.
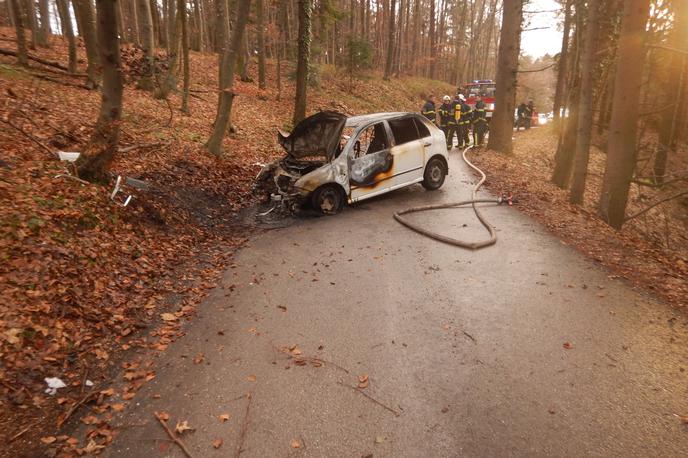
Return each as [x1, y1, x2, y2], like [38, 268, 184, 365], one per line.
[311, 184, 346, 215]
[422, 157, 447, 190]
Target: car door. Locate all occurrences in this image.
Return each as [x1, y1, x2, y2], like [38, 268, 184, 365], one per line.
[349, 122, 394, 201]
[387, 116, 426, 188]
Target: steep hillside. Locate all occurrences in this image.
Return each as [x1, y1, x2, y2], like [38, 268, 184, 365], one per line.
[0, 27, 454, 455]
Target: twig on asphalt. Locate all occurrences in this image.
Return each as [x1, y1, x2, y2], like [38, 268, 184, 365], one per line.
[462, 331, 477, 344]
[154, 412, 195, 458]
[235, 394, 252, 458]
[336, 381, 401, 417]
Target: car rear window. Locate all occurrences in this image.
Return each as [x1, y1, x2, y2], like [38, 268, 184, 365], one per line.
[389, 117, 420, 145]
[413, 118, 431, 138]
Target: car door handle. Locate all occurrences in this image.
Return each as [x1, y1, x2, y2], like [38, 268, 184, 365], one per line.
[423, 140, 432, 147]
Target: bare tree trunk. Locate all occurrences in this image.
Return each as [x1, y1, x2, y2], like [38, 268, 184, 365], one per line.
[23, 0, 37, 49]
[293, 0, 312, 124]
[429, 0, 436, 79]
[137, 0, 156, 90]
[383, 0, 395, 80]
[598, 0, 651, 228]
[552, 0, 572, 124]
[179, 0, 190, 113]
[256, 0, 266, 89]
[73, 0, 100, 88]
[77, 0, 124, 182]
[653, 0, 687, 184]
[56, 0, 77, 73]
[487, 0, 523, 154]
[569, 0, 600, 204]
[205, 0, 252, 155]
[157, 3, 180, 98]
[9, 0, 28, 65]
[37, 0, 50, 47]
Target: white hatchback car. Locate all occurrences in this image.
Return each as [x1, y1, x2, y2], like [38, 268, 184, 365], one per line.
[255, 111, 449, 214]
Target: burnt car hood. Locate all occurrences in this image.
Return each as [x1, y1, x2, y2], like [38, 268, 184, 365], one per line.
[278, 111, 347, 161]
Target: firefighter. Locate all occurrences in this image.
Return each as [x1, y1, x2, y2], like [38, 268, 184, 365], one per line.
[421, 94, 437, 123]
[438, 95, 456, 149]
[472, 95, 488, 147]
[458, 94, 472, 147]
[516, 102, 527, 131]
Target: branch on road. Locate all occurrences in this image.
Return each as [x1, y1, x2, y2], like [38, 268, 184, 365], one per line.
[235, 394, 252, 458]
[154, 412, 195, 458]
[337, 381, 401, 417]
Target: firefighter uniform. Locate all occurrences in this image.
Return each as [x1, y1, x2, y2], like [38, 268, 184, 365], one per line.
[438, 102, 456, 149]
[452, 96, 462, 147]
[421, 99, 437, 123]
[458, 100, 473, 147]
[472, 99, 488, 146]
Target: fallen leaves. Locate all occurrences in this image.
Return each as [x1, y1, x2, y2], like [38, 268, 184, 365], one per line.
[246, 374, 257, 382]
[291, 439, 301, 449]
[358, 374, 369, 389]
[212, 438, 223, 449]
[175, 420, 193, 435]
[161, 312, 177, 322]
[40, 436, 57, 445]
[563, 342, 574, 350]
[218, 413, 230, 422]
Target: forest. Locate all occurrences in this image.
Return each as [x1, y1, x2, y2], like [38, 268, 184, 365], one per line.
[1, 0, 687, 455]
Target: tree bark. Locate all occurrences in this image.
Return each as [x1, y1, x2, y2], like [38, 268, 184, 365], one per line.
[293, 0, 312, 124]
[157, 1, 181, 98]
[383, 0, 395, 80]
[205, 0, 252, 155]
[23, 0, 37, 49]
[56, 0, 77, 73]
[73, 0, 100, 88]
[136, 0, 156, 90]
[77, 0, 124, 182]
[37, 0, 50, 47]
[179, 0, 190, 113]
[9, 0, 28, 66]
[257, 0, 266, 89]
[569, 0, 600, 204]
[653, 1, 687, 183]
[487, 0, 523, 154]
[552, 0, 572, 124]
[598, 0, 651, 228]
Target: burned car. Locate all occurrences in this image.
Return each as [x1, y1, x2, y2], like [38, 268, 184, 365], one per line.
[255, 111, 449, 214]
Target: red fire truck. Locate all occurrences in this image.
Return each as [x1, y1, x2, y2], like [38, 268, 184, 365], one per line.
[462, 80, 497, 122]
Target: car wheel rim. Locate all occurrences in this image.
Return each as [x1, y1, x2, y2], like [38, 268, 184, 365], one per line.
[430, 165, 442, 183]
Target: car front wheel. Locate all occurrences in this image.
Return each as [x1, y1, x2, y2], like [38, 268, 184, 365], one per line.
[422, 157, 447, 190]
[311, 184, 346, 215]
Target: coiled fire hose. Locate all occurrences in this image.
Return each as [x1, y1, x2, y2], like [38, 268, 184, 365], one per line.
[394, 145, 512, 250]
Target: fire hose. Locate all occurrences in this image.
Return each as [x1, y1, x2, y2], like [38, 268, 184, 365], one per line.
[393, 145, 514, 250]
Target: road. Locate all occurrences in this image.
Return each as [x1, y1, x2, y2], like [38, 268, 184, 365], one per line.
[105, 150, 688, 457]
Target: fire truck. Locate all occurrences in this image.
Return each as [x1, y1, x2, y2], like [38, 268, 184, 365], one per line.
[462, 80, 496, 121]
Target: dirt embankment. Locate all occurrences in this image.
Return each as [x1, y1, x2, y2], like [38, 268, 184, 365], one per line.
[474, 126, 688, 309]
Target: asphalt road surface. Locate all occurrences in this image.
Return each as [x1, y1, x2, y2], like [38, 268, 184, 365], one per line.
[105, 149, 688, 457]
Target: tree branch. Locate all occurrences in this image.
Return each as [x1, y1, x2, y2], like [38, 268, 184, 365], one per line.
[625, 190, 688, 222]
[517, 63, 556, 73]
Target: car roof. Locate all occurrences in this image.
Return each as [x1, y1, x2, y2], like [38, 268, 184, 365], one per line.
[345, 112, 417, 128]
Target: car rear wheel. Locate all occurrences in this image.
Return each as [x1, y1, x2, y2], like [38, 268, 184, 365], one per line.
[422, 157, 447, 190]
[311, 184, 346, 215]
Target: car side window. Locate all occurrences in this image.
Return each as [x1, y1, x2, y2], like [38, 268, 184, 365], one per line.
[388, 117, 420, 145]
[413, 118, 431, 138]
[352, 123, 390, 159]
